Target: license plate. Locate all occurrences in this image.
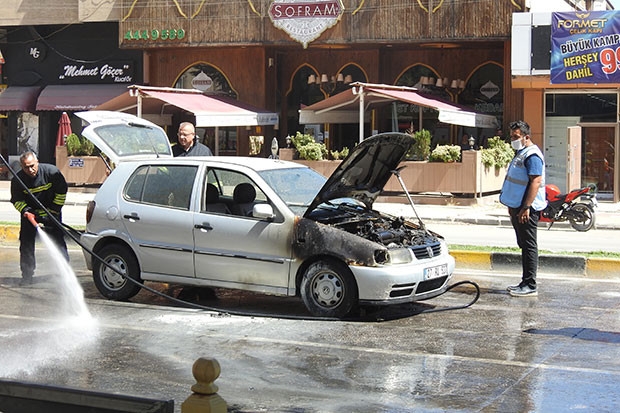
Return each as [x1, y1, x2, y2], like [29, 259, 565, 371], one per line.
[424, 264, 448, 280]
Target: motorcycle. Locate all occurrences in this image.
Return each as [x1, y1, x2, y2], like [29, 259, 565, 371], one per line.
[540, 184, 597, 232]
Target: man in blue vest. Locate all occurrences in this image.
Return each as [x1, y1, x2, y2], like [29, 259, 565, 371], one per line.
[499, 120, 547, 297]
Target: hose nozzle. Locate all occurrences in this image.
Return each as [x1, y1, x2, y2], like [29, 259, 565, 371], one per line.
[24, 212, 39, 227]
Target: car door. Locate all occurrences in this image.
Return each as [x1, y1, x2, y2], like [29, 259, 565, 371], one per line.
[118, 164, 198, 278]
[192, 168, 294, 293]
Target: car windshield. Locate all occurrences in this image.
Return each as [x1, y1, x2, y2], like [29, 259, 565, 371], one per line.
[258, 167, 326, 215]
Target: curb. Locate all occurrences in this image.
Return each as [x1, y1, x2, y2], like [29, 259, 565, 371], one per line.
[452, 250, 620, 278]
[0, 225, 19, 242]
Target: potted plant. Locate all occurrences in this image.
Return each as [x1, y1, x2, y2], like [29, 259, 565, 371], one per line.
[290, 131, 327, 161]
[56, 134, 108, 185]
[429, 144, 462, 163]
[406, 129, 432, 161]
[329, 147, 349, 160]
[65, 133, 95, 156]
[481, 136, 514, 169]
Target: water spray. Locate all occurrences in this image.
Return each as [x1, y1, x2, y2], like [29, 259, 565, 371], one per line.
[0, 153, 479, 321]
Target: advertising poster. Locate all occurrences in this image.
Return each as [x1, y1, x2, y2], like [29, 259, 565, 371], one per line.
[551, 11, 620, 84]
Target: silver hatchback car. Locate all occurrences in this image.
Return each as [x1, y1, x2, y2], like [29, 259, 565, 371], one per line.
[77, 111, 455, 318]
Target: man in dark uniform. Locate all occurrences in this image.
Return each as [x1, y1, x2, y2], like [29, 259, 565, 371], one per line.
[10, 150, 69, 285]
[172, 122, 213, 156]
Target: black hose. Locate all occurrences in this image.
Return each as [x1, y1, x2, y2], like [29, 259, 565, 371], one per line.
[1, 154, 480, 321]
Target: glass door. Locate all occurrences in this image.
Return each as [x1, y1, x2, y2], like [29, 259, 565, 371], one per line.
[582, 126, 617, 201]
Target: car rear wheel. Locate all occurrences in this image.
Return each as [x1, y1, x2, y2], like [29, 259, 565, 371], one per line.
[93, 244, 142, 300]
[300, 259, 358, 319]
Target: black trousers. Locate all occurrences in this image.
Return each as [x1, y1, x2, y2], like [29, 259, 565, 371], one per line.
[508, 207, 540, 289]
[19, 216, 69, 278]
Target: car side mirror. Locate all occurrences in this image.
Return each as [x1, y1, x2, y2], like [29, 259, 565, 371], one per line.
[253, 203, 275, 221]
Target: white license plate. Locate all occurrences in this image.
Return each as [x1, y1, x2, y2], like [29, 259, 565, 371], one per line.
[424, 264, 448, 280]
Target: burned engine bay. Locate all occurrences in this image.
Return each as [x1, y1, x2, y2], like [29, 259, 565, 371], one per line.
[306, 202, 441, 249]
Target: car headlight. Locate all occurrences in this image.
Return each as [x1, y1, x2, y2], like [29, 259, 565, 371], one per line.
[386, 247, 413, 264]
[374, 249, 389, 265]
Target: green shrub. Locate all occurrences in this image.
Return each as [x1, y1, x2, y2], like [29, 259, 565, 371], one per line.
[65, 133, 95, 156]
[406, 129, 431, 160]
[81, 137, 95, 156]
[330, 146, 349, 160]
[290, 131, 315, 149]
[65, 133, 81, 156]
[481, 136, 514, 169]
[290, 132, 327, 160]
[429, 144, 462, 162]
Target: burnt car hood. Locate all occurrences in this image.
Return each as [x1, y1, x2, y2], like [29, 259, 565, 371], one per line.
[304, 132, 414, 217]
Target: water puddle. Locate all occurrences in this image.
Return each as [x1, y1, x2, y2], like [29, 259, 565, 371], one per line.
[0, 226, 99, 377]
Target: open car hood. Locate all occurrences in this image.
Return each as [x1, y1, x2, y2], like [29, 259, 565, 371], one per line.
[75, 110, 173, 165]
[304, 132, 414, 217]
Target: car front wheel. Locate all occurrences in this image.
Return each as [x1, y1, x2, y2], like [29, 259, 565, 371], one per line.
[93, 244, 142, 300]
[300, 259, 358, 319]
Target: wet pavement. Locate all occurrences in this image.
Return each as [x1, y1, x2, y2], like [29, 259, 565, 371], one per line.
[0, 244, 619, 412]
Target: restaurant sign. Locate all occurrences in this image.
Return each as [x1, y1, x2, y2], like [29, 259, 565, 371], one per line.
[268, 0, 344, 48]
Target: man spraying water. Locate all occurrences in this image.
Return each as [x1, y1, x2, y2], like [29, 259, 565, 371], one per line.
[10, 151, 69, 286]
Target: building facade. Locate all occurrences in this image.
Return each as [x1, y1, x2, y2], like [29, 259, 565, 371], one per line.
[512, 0, 619, 202]
[1, 0, 523, 165]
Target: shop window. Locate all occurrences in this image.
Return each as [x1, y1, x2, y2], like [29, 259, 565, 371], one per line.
[328, 64, 368, 152]
[458, 62, 504, 134]
[545, 93, 617, 122]
[175, 63, 238, 154]
[287, 65, 322, 137]
[394, 64, 444, 135]
[545, 92, 617, 198]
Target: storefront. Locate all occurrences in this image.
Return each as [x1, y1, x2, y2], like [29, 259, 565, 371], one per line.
[512, 10, 620, 202]
[0, 22, 142, 164]
[117, 0, 521, 157]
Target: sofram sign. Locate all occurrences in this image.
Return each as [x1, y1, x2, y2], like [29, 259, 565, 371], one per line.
[268, 0, 344, 48]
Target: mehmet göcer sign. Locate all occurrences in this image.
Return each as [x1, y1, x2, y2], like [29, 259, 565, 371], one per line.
[551, 11, 620, 84]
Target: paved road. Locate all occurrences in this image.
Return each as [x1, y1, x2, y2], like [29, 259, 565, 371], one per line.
[426, 221, 620, 253]
[0, 244, 619, 412]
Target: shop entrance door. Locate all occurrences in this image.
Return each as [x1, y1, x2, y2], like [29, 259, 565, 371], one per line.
[581, 125, 618, 202]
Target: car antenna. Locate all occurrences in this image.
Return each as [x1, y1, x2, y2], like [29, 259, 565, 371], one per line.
[390, 166, 429, 234]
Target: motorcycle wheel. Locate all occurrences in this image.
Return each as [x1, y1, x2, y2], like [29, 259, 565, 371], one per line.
[569, 203, 595, 232]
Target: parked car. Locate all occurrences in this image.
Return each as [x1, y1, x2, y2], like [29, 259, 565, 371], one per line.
[76, 111, 455, 318]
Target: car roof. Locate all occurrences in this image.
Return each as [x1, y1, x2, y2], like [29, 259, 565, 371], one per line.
[119, 156, 309, 172]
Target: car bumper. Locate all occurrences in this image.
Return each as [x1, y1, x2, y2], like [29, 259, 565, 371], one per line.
[80, 232, 99, 271]
[351, 254, 456, 304]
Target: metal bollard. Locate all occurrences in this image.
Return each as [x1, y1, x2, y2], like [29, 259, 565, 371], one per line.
[181, 357, 227, 413]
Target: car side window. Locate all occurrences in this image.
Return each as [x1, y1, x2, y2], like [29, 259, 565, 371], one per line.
[124, 165, 197, 210]
[203, 168, 268, 217]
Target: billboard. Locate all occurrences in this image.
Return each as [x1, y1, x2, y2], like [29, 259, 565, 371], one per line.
[551, 11, 620, 84]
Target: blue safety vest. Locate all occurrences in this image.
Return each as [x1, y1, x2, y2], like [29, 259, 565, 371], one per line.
[499, 145, 547, 210]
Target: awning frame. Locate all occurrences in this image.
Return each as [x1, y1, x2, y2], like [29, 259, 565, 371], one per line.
[299, 82, 498, 143]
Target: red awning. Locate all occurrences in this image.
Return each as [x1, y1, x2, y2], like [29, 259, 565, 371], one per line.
[0, 86, 42, 112]
[36, 84, 129, 111]
[96, 85, 279, 127]
[299, 83, 498, 141]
